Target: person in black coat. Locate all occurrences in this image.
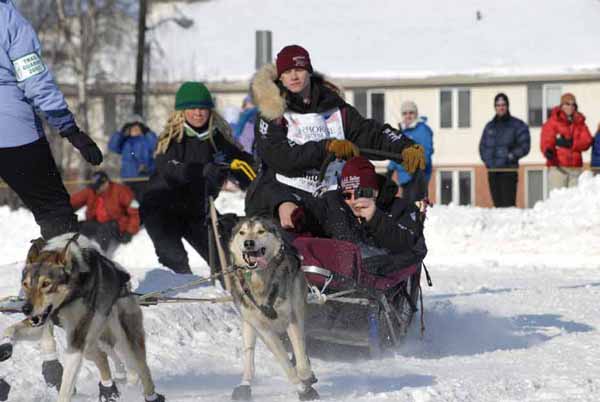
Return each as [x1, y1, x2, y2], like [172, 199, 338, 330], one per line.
[141, 82, 253, 274]
[291, 156, 427, 275]
[479, 93, 530, 207]
[246, 44, 425, 227]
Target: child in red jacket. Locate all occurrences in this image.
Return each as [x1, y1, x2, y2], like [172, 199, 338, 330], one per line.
[71, 171, 140, 251]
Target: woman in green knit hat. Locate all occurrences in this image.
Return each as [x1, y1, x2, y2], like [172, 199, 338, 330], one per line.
[141, 82, 254, 274]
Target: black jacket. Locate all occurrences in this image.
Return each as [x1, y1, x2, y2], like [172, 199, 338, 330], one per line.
[142, 128, 252, 218]
[303, 176, 427, 273]
[479, 114, 530, 168]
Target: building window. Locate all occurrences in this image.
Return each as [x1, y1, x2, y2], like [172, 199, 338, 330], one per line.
[525, 169, 547, 208]
[527, 84, 563, 127]
[438, 169, 474, 206]
[440, 88, 471, 129]
[353, 90, 386, 123]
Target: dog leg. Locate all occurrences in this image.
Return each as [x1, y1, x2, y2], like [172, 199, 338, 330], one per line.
[87, 347, 121, 402]
[1, 319, 46, 361]
[232, 320, 256, 401]
[41, 322, 65, 391]
[116, 307, 164, 401]
[56, 349, 83, 402]
[105, 347, 127, 383]
[287, 320, 319, 401]
[255, 326, 300, 386]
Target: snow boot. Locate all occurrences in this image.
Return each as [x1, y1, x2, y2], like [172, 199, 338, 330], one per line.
[98, 381, 120, 402]
[145, 393, 166, 402]
[298, 385, 319, 401]
[42, 359, 63, 390]
[0, 343, 12, 361]
[231, 384, 252, 401]
[0, 378, 10, 402]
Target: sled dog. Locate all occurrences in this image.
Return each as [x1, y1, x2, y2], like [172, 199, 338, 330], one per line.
[228, 217, 319, 401]
[0, 234, 165, 402]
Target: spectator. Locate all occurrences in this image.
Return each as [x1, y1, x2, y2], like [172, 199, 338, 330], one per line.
[541, 93, 593, 190]
[0, 0, 102, 240]
[108, 114, 158, 201]
[388, 100, 434, 195]
[591, 123, 600, 174]
[246, 44, 425, 226]
[141, 82, 254, 274]
[234, 95, 259, 155]
[479, 93, 530, 207]
[70, 171, 140, 252]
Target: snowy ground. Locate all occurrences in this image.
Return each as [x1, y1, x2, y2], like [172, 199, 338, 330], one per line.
[1, 175, 600, 401]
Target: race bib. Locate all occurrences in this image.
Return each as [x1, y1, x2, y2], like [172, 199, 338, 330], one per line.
[13, 52, 46, 82]
[276, 109, 345, 194]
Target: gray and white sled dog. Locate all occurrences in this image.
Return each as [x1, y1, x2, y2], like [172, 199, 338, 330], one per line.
[0, 233, 165, 402]
[228, 217, 319, 401]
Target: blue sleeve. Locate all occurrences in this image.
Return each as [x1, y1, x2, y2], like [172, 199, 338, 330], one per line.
[7, 5, 75, 132]
[108, 131, 127, 154]
[511, 119, 531, 160]
[145, 131, 158, 151]
[479, 122, 493, 168]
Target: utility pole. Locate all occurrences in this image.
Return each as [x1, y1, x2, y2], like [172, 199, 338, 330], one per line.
[134, 0, 148, 117]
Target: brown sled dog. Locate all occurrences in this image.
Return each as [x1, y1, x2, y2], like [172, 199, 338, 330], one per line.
[228, 217, 319, 401]
[0, 233, 165, 402]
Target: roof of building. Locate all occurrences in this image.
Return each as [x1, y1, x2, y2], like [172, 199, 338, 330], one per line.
[145, 0, 600, 84]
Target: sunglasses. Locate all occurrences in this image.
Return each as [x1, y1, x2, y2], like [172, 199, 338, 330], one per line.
[342, 187, 375, 200]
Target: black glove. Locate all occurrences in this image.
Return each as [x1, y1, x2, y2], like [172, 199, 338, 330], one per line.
[42, 359, 63, 390]
[555, 135, 573, 148]
[544, 148, 555, 160]
[120, 232, 132, 243]
[61, 126, 103, 166]
[0, 378, 10, 402]
[0, 343, 12, 362]
[203, 162, 229, 191]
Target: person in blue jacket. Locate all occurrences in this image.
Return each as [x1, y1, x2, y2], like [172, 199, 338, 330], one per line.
[479, 93, 530, 207]
[388, 100, 434, 194]
[592, 123, 600, 173]
[0, 0, 102, 239]
[108, 114, 157, 200]
[0, 1, 103, 397]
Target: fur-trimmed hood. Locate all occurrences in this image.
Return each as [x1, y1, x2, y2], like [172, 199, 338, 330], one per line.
[251, 63, 345, 120]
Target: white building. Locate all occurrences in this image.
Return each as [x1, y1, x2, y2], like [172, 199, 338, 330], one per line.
[73, 0, 600, 207]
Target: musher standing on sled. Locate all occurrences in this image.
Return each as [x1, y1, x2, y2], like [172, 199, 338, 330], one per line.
[245, 44, 426, 227]
[0, 0, 102, 398]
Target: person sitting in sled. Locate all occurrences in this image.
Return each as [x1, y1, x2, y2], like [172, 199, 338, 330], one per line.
[295, 156, 427, 274]
[245, 44, 425, 228]
[70, 170, 140, 252]
[141, 82, 254, 274]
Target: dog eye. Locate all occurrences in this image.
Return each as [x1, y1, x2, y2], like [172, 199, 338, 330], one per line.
[257, 229, 265, 235]
[22, 282, 30, 289]
[41, 280, 51, 289]
[239, 230, 246, 236]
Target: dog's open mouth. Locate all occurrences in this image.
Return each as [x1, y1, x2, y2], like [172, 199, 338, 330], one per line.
[29, 305, 52, 327]
[242, 248, 267, 269]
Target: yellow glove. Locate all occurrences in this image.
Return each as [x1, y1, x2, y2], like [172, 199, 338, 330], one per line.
[230, 159, 257, 181]
[326, 139, 360, 160]
[401, 144, 426, 174]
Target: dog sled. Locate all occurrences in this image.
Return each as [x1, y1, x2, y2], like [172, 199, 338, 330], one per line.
[294, 237, 427, 357]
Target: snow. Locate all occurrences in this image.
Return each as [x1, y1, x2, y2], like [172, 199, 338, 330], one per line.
[147, 0, 600, 83]
[2, 176, 600, 401]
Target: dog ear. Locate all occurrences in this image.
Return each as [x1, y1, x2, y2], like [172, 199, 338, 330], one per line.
[26, 238, 47, 263]
[58, 233, 81, 273]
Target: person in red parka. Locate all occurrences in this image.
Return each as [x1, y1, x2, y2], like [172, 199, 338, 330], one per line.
[71, 171, 140, 251]
[540, 93, 593, 190]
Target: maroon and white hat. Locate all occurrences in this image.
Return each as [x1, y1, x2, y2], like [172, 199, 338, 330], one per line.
[340, 156, 379, 191]
[276, 45, 313, 77]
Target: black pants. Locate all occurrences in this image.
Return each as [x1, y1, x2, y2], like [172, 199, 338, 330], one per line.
[0, 138, 78, 239]
[142, 209, 209, 274]
[79, 220, 122, 251]
[488, 171, 518, 207]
